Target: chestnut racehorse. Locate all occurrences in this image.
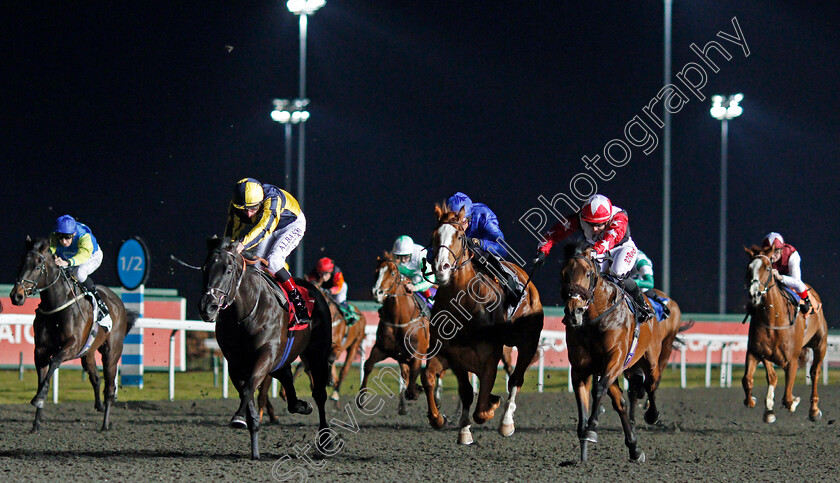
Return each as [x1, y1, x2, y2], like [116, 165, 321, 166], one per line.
[743, 246, 828, 423]
[422, 206, 544, 445]
[561, 247, 672, 463]
[10, 237, 135, 432]
[362, 254, 437, 415]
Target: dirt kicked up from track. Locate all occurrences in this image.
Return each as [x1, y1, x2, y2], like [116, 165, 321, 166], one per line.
[1, 383, 839, 482]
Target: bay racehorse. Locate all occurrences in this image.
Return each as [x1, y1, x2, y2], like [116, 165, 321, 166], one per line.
[422, 205, 544, 444]
[743, 245, 828, 423]
[10, 237, 135, 432]
[198, 237, 333, 460]
[363, 254, 437, 415]
[561, 246, 674, 463]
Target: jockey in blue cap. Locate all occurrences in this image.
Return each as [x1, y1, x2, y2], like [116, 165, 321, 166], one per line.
[446, 192, 522, 307]
[50, 215, 111, 327]
[225, 177, 310, 330]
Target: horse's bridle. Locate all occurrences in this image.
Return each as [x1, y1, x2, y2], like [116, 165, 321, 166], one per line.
[565, 255, 599, 310]
[375, 259, 412, 298]
[432, 221, 474, 273]
[749, 254, 777, 300]
[15, 251, 62, 298]
[204, 248, 246, 311]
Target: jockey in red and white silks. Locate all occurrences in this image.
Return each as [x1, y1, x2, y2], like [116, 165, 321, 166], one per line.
[535, 194, 653, 320]
[763, 232, 812, 313]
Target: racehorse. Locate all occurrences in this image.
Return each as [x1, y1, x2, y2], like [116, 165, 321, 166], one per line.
[311, 283, 366, 402]
[10, 237, 135, 432]
[743, 246, 828, 423]
[422, 205, 544, 444]
[198, 237, 333, 460]
[561, 246, 670, 463]
[363, 253, 436, 415]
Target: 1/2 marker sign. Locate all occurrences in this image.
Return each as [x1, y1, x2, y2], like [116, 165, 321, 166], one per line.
[117, 237, 150, 290]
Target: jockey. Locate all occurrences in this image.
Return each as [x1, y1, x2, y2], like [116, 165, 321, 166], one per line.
[446, 192, 521, 307]
[763, 232, 811, 314]
[225, 177, 309, 329]
[392, 235, 436, 302]
[49, 215, 110, 325]
[534, 194, 654, 321]
[629, 249, 655, 290]
[305, 257, 359, 324]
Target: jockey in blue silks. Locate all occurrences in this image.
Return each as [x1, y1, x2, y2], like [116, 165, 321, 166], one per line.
[446, 192, 522, 307]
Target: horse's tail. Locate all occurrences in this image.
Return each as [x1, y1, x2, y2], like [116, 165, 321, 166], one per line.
[125, 310, 139, 334]
[672, 319, 695, 349]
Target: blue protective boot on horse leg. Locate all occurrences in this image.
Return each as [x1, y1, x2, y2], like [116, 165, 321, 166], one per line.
[623, 278, 654, 322]
[81, 277, 111, 327]
[468, 240, 523, 308]
[274, 268, 311, 330]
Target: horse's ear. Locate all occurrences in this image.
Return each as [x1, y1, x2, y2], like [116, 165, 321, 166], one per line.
[743, 245, 755, 258]
[207, 235, 221, 251]
[434, 204, 445, 221]
[25, 236, 34, 250]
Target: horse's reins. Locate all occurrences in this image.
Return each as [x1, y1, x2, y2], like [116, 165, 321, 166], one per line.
[377, 259, 425, 328]
[17, 251, 89, 317]
[431, 221, 474, 274]
[566, 254, 640, 367]
[745, 254, 799, 329]
[204, 249, 247, 311]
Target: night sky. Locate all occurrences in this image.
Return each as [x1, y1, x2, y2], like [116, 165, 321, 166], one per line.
[4, 2, 839, 324]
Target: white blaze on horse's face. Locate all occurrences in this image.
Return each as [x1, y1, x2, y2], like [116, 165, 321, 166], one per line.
[433, 223, 458, 285]
[748, 258, 764, 304]
[372, 265, 388, 303]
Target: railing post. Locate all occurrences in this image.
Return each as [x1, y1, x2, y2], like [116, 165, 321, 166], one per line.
[169, 330, 177, 401]
[53, 368, 59, 404]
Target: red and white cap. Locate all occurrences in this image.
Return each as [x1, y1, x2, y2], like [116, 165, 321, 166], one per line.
[762, 232, 784, 249]
[581, 194, 613, 224]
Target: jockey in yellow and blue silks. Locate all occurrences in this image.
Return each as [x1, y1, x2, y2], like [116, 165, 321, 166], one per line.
[224, 177, 310, 329]
[49, 215, 110, 325]
[446, 192, 522, 307]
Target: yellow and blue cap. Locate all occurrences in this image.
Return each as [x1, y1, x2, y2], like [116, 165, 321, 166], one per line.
[232, 178, 264, 210]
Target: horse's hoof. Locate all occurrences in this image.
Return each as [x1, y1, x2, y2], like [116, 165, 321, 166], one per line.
[499, 422, 515, 437]
[745, 396, 756, 408]
[230, 415, 247, 429]
[644, 409, 660, 425]
[582, 430, 598, 443]
[631, 450, 646, 463]
[458, 428, 474, 445]
[429, 415, 446, 430]
[355, 393, 366, 408]
[330, 391, 340, 402]
[764, 411, 776, 424]
[95, 403, 104, 412]
[810, 409, 822, 422]
[789, 397, 801, 412]
[291, 401, 313, 415]
[30, 397, 44, 409]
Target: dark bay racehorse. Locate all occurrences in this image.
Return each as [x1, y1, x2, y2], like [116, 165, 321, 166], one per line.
[10, 237, 135, 432]
[198, 237, 333, 460]
[423, 206, 544, 444]
[562, 247, 671, 463]
[743, 246, 828, 423]
[363, 254, 436, 415]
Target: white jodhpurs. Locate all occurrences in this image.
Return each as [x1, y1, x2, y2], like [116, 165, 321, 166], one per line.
[253, 213, 306, 274]
[594, 237, 638, 278]
[72, 249, 103, 283]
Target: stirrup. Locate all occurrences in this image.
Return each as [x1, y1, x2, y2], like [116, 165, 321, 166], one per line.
[288, 319, 309, 332]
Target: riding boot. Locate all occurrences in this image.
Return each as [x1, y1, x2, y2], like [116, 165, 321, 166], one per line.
[276, 273, 311, 329]
[800, 296, 812, 315]
[623, 278, 653, 322]
[473, 242, 522, 307]
[81, 277, 109, 321]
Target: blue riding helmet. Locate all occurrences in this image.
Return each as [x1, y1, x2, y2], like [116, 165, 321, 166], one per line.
[446, 192, 473, 218]
[54, 215, 77, 235]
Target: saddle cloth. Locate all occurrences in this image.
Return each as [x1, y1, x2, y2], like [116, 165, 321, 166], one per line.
[623, 291, 669, 322]
[257, 271, 315, 322]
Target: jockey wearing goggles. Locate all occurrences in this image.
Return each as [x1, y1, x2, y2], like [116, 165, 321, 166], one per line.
[225, 177, 309, 329]
[392, 235, 436, 296]
[50, 214, 110, 325]
[763, 232, 812, 314]
[534, 194, 654, 321]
